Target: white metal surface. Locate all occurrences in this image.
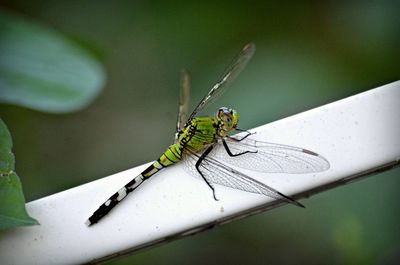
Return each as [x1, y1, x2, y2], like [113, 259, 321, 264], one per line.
[0, 81, 399, 265]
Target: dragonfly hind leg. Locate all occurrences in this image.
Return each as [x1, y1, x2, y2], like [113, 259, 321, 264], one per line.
[195, 145, 219, 201]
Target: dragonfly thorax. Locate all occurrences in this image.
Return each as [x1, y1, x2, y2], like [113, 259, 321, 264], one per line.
[215, 107, 238, 137]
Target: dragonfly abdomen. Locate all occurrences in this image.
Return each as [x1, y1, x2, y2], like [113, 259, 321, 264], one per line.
[86, 144, 183, 226]
[85, 173, 145, 226]
[155, 143, 182, 168]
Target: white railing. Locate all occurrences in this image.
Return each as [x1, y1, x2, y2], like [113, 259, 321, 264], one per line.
[0, 81, 399, 265]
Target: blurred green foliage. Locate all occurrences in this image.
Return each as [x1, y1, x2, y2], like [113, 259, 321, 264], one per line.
[0, 10, 105, 113]
[0, 119, 38, 230]
[0, 10, 104, 230]
[0, 1, 399, 264]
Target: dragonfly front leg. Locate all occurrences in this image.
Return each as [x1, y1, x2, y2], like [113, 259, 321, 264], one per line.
[222, 139, 257, 157]
[195, 145, 219, 201]
[229, 128, 255, 142]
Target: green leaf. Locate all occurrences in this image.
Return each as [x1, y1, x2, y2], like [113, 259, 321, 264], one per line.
[0, 119, 38, 230]
[0, 11, 105, 113]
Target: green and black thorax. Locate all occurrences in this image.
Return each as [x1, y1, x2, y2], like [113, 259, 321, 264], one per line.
[177, 107, 239, 152]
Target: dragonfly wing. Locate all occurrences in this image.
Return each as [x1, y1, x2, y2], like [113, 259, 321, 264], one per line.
[183, 149, 302, 206]
[186, 43, 256, 122]
[176, 69, 190, 139]
[211, 137, 330, 173]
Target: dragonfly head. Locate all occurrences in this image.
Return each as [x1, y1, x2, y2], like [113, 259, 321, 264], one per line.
[216, 107, 239, 136]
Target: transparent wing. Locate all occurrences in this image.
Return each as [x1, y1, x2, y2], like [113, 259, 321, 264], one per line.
[176, 69, 190, 139]
[211, 137, 330, 173]
[183, 148, 303, 206]
[186, 43, 256, 122]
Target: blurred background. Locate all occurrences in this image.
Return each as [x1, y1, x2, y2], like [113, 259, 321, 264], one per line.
[0, 1, 399, 264]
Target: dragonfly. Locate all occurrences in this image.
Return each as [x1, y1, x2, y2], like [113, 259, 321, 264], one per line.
[86, 43, 330, 226]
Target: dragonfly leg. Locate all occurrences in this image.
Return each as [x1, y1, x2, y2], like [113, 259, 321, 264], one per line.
[222, 139, 257, 157]
[195, 145, 219, 201]
[230, 128, 255, 141]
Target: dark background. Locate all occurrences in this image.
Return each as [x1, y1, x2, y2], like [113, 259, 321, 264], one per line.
[0, 1, 399, 264]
